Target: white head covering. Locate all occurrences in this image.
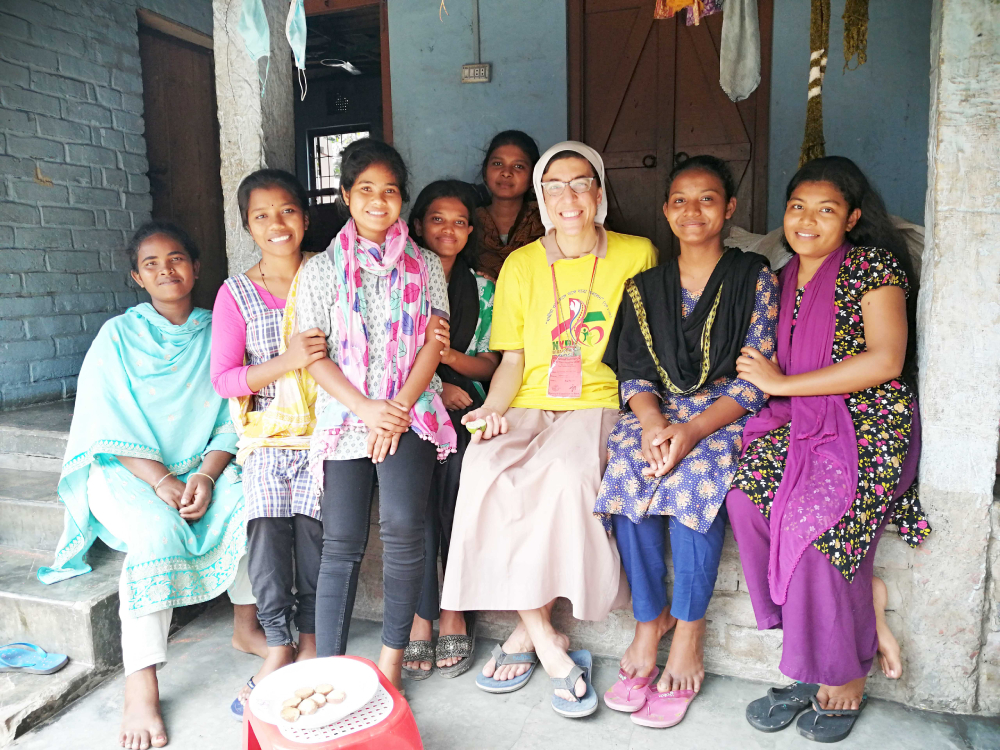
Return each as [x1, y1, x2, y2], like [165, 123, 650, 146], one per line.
[533, 141, 608, 232]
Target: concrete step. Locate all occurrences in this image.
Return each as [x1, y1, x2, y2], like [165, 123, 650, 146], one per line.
[0, 400, 73, 473]
[0, 546, 123, 671]
[0, 661, 99, 748]
[0, 470, 62, 552]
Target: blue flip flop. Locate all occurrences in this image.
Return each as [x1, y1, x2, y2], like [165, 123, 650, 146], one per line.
[0, 643, 69, 675]
[231, 676, 255, 721]
[475, 644, 538, 693]
[550, 650, 598, 718]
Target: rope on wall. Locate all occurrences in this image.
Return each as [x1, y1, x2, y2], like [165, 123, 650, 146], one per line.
[842, 0, 869, 71]
[799, 0, 831, 167]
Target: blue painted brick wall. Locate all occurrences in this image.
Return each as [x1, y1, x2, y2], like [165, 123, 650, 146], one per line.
[0, 0, 212, 410]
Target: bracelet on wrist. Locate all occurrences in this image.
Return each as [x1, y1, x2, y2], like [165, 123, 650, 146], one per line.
[188, 472, 216, 487]
[153, 472, 175, 493]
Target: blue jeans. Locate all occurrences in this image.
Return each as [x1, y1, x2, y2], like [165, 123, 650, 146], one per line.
[612, 506, 727, 623]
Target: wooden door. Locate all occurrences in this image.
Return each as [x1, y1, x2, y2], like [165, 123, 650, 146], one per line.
[138, 25, 227, 309]
[569, 0, 773, 254]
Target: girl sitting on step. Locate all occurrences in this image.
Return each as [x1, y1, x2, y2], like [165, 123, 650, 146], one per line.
[39, 221, 255, 750]
[401, 180, 500, 680]
[728, 156, 930, 743]
[596, 155, 778, 729]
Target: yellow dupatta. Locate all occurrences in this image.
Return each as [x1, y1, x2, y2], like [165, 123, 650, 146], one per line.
[230, 267, 317, 465]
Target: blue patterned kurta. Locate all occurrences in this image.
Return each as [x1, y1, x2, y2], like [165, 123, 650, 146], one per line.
[595, 267, 779, 533]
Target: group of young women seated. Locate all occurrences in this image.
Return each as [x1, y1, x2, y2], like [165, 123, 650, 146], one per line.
[39, 129, 930, 749]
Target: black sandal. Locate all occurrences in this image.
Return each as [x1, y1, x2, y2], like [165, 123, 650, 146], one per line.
[796, 694, 868, 743]
[746, 682, 820, 732]
[402, 640, 435, 681]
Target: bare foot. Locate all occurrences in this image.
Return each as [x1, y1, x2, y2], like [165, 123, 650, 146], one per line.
[873, 576, 902, 679]
[120, 667, 167, 749]
[231, 604, 268, 659]
[237, 645, 295, 705]
[621, 607, 676, 679]
[404, 615, 434, 674]
[296, 633, 317, 662]
[481, 620, 568, 682]
[534, 629, 586, 702]
[436, 609, 467, 668]
[657, 618, 705, 693]
[816, 676, 866, 711]
[378, 645, 406, 693]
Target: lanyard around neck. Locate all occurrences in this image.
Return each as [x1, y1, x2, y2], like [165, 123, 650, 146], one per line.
[551, 255, 599, 349]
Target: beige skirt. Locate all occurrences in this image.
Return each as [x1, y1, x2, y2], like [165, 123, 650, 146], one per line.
[440, 407, 630, 621]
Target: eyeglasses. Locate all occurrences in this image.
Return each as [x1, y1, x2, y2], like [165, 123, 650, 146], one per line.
[539, 177, 596, 197]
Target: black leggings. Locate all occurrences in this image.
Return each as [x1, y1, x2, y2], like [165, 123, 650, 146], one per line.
[315, 430, 436, 655]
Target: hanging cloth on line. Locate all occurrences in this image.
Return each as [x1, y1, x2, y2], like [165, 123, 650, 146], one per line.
[719, 0, 761, 102]
[286, 0, 309, 100]
[237, 0, 271, 98]
[653, 0, 722, 26]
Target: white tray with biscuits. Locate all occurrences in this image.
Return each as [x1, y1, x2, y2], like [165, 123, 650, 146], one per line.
[249, 657, 380, 729]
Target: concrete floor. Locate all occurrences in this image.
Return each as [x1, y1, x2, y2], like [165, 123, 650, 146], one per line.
[12, 602, 1000, 750]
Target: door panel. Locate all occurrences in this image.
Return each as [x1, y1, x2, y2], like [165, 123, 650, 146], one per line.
[139, 27, 227, 309]
[571, 0, 772, 255]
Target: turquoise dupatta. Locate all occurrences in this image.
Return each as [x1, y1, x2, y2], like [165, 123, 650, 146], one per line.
[38, 304, 247, 618]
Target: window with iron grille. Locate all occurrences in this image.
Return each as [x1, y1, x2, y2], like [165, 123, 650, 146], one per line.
[309, 128, 369, 204]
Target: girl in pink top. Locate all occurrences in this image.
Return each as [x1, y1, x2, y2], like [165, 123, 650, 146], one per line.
[212, 169, 327, 718]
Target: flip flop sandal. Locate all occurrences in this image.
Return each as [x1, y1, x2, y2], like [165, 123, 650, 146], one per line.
[604, 666, 660, 712]
[230, 677, 255, 721]
[0, 642, 69, 675]
[796, 694, 868, 743]
[436, 613, 477, 679]
[746, 681, 821, 732]
[630, 685, 696, 728]
[402, 640, 435, 681]
[550, 650, 598, 719]
[475, 644, 538, 694]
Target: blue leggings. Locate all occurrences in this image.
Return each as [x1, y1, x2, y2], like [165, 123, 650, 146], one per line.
[612, 507, 727, 623]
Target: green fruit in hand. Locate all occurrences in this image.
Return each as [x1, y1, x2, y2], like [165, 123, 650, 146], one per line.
[465, 418, 488, 434]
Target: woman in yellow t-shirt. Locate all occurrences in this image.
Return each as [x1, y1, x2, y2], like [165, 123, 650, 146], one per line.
[440, 142, 656, 718]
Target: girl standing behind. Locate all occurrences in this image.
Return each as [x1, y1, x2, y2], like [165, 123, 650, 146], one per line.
[402, 180, 500, 680]
[475, 130, 545, 280]
[597, 156, 778, 728]
[728, 156, 929, 743]
[293, 139, 456, 691]
[211, 169, 327, 715]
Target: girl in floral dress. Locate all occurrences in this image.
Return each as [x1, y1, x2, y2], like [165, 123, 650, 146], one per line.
[729, 156, 929, 743]
[596, 155, 778, 728]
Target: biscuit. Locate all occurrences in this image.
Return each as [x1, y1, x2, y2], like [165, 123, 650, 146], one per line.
[315, 683, 334, 695]
[328, 690, 346, 704]
[280, 707, 300, 723]
[282, 697, 302, 709]
[312, 692, 327, 707]
[298, 698, 318, 715]
[294, 687, 315, 700]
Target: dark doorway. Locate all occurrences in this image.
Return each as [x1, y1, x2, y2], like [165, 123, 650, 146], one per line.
[298, 1, 389, 249]
[137, 15, 227, 309]
[568, 0, 773, 253]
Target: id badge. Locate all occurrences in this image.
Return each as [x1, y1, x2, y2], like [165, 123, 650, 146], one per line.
[547, 344, 583, 399]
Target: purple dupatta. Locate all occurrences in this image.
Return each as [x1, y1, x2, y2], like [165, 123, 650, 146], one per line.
[740, 242, 920, 604]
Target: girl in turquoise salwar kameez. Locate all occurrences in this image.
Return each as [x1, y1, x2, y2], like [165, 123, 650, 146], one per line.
[38, 222, 259, 750]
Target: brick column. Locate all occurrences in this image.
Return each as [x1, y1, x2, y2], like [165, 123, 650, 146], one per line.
[212, 0, 295, 276]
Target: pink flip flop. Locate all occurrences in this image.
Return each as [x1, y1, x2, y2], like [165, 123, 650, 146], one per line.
[603, 667, 660, 712]
[630, 686, 696, 728]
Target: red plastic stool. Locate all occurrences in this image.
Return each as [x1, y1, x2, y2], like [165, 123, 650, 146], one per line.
[242, 656, 423, 750]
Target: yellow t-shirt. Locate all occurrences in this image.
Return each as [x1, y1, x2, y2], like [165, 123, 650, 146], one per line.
[490, 231, 657, 410]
